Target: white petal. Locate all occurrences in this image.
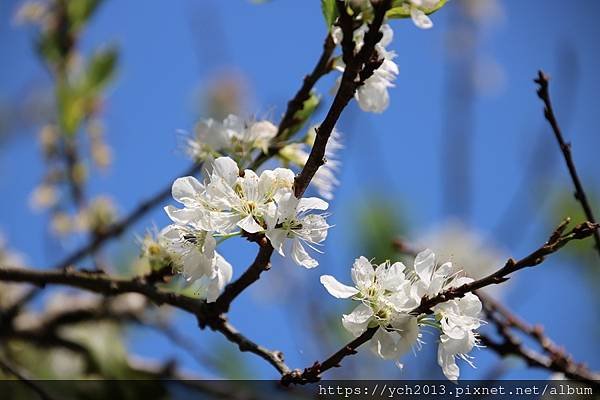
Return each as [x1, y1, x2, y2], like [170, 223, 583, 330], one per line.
[342, 304, 373, 336]
[438, 337, 460, 381]
[236, 214, 263, 234]
[377, 262, 407, 291]
[356, 80, 390, 113]
[204, 254, 233, 303]
[298, 197, 329, 212]
[390, 315, 419, 355]
[291, 239, 318, 268]
[164, 205, 202, 226]
[370, 329, 399, 360]
[320, 275, 359, 298]
[351, 256, 375, 289]
[212, 156, 239, 186]
[414, 248, 435, 285]
[266, 228, 288, 256]
[171, 176, 204, 206]
[411, 7, 433, 29]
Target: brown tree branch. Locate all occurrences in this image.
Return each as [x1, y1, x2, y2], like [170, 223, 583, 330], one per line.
[212, 239, 274, 314]
[281, 327, 378, 385]
[479, 292, 600, 384]
[0, 265, 291, 377]
[277, 34, 335, 140]
[294, 0, 392, 198]
[535, 70, 600, 259]
[413, 219, 598, 314]
[51, 162, 202, 271]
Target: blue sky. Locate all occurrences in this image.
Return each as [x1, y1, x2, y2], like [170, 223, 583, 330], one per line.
[1, 0, 599, 380]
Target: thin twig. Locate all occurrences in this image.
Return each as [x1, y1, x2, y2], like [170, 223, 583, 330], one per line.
[479, 292, 600, 384]
[535, 70, 600, 259]
[213, 239, 274, 314]
[51, 162, 202, 271]
[282, 327, 377, 385]
[413, 219, 598, 314]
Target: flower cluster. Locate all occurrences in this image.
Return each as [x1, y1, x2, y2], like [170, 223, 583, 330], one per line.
[185, 114, 277, 163]
[321, 249, 482, 381]
[147, 156, 331, 301]
[332, 24, 399, 113]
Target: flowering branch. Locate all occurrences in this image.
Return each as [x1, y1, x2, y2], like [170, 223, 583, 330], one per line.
[478, 292, 600, 384]
[294, 0, 392, 198]
[208, 0, 392, 315]
[280, 219, 596, 384]
[534, 70, 600, 259]
[413, 219, 598, 314]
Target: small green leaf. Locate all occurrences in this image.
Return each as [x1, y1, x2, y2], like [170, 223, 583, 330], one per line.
[67, 0, 103, 32]
[321, 0, 339, 31]
[386, 0, 447, 19]
[85, 46, 118, 93]
[36, 32, 62, 65]
[284, 92, 321, 139]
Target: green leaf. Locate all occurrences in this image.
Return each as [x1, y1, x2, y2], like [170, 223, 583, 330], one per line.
[36, 32, 63, 65]
[284, 92, 321, 139]
[387, 0, 447, 19]
[85, 46, 118, 93]
[321, 0, 339, 31]
[67, 0, 103, 32]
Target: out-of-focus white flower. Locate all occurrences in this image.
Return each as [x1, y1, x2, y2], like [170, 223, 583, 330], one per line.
[265, 192, 330, 268]
[140, 229, 173, 271]
[0, 233, 25, 268]
[29, 183, 58, 211]
[416, 220, 508, 297]
[279, 127, 343, 200]
[13, 1, 47, 25]
[185, 114, 277, 162]
[332, 24, 399, 113]
[76, 196, 118, 234]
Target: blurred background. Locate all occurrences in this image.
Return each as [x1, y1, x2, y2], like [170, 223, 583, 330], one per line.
[0, 0, 599, 387]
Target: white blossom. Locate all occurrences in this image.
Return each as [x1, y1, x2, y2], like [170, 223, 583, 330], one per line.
[321, 257, 421, 362]
[163, 155, 331, 274]
[332, 24, 399, 113]
[204, 156, 295, 234]
[322, 249, 484, 379]
[185, 114, 277, 162]
[409, 248, 484, 380]
[265, 192, 330, 268]
[158, 224, 232, 302]
[434, 290, 483, 381]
